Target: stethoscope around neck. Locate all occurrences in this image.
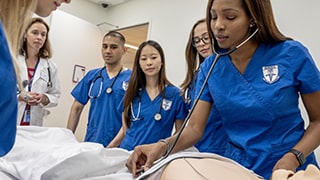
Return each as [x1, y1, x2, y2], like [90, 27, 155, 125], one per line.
[19, 58, 52, 92]
[163, 27, 260, 158]
[130, 89, 165, 121]
[88, 66, 123, 99]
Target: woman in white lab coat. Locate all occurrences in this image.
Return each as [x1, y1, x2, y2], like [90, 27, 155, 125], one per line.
[17, 17, 61, 126]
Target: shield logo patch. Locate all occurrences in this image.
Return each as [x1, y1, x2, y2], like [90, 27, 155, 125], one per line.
[162, 99, 172, 111]
[122, 81, 129, 90]
[262, 65, 279, 84]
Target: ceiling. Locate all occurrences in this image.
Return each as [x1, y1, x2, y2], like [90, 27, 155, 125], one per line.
[87, 0, 132, 8]
[87, 0, 147, 49]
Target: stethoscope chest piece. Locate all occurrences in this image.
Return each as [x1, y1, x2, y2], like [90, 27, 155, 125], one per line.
[47, 81, 52, 88]
[154, 113, 162, 121]
[106, 87, 112, 94]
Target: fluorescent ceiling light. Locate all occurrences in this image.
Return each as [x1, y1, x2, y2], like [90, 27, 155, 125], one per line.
[125, 43, 138, 50]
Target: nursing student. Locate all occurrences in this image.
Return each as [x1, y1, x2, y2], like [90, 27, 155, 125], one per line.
[127, 0, 320, 179]
[0, 0, 71, 157]
[107, 40, 187, 150]
[181, 18, 228, 155]
[67, 31, 132, 147]
[17, 17, 61, 126]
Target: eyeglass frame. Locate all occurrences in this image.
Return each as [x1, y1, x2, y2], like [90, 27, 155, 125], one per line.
[192, 33, 210, 47]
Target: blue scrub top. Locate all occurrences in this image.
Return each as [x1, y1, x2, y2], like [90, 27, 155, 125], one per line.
[0, 22, 17, 156]
[71, 67, 131, 147]
[120, 85, 187, 151]
[187, 69, 228, 155]
[198, 40, 320, 179]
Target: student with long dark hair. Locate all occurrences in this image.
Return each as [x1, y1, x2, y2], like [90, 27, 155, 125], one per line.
[107, 40, 187, 150]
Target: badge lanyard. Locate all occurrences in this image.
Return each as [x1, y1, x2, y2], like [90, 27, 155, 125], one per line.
[21, 58, 40, 125]
[28, 58, 40, 91]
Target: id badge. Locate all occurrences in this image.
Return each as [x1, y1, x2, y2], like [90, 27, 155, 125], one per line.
[23, 109, 31, 123]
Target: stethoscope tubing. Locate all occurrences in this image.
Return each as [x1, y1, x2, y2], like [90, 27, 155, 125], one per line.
[164, 27, 260, 159]
[88, 66, 123, 99]
[130, 89, 165, 121]
[88, 67, 105, 99]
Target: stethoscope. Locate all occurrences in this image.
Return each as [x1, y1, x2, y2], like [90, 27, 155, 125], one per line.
[18, 58, 52, 93]
[136, 26, 261, 178]
[184, 88, 191, 105]
[88, 66, 123, 99]
[184, 70, 199, 105]
[164, 27, 260, 158]
[46, 61, 52, 88]
[130, 89, 165, 121]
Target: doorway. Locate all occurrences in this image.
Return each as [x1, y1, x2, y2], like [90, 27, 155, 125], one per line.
[117, 23, 149, 69]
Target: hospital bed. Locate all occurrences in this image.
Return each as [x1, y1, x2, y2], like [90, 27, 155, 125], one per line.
[0, 126, 265, 180]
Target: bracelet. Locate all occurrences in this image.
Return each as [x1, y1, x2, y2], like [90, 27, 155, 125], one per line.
[158, 139, 170, 156]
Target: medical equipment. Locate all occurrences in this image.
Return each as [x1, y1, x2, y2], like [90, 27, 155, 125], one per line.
[46, 63, 52, 88]
[88, 66, 123, 99]
[130, 90, 165, 121]
[164, 26, 260, 158]
[17, 59, 53, 94]
[184, 88, 191, 105]
[135, 25, 260, 178]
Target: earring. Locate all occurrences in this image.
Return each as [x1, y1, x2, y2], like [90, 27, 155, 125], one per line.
[250, 22, 257, 28]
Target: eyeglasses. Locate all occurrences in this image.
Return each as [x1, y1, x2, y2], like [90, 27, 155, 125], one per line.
[192, 34, 210, 47]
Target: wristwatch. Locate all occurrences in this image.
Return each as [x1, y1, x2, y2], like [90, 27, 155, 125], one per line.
[289, 149, 306, 166]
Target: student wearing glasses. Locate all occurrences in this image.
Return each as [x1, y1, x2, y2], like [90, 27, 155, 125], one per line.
[181, 18, 228, 155]
[127, 0, 320, 179]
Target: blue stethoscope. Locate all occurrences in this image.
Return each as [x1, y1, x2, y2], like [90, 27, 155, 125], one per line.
[88, 66, 122, 99]
[130, 89, 165, 121]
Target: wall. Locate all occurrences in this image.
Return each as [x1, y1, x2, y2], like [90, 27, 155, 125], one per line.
[270, 0, 320, 161]
[98, 0, 208, 86]
[42, 10, 104, 140]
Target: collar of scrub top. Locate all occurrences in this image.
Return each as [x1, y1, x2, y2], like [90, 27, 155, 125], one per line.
[88, 65, 123, 99]
[131, 88, 166, 121]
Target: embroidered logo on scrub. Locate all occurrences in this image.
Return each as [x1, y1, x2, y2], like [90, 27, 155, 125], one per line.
[262, 65, 279, 84]
[122, 81, 129, 91]
[162, 99, 172, 111]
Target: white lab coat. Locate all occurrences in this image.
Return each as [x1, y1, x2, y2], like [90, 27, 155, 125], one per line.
[17, 55, 61, 126]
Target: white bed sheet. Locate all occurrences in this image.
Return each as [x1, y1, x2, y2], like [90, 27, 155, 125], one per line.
[0, 126, 133, 180]
[0, 126, 263, 180]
